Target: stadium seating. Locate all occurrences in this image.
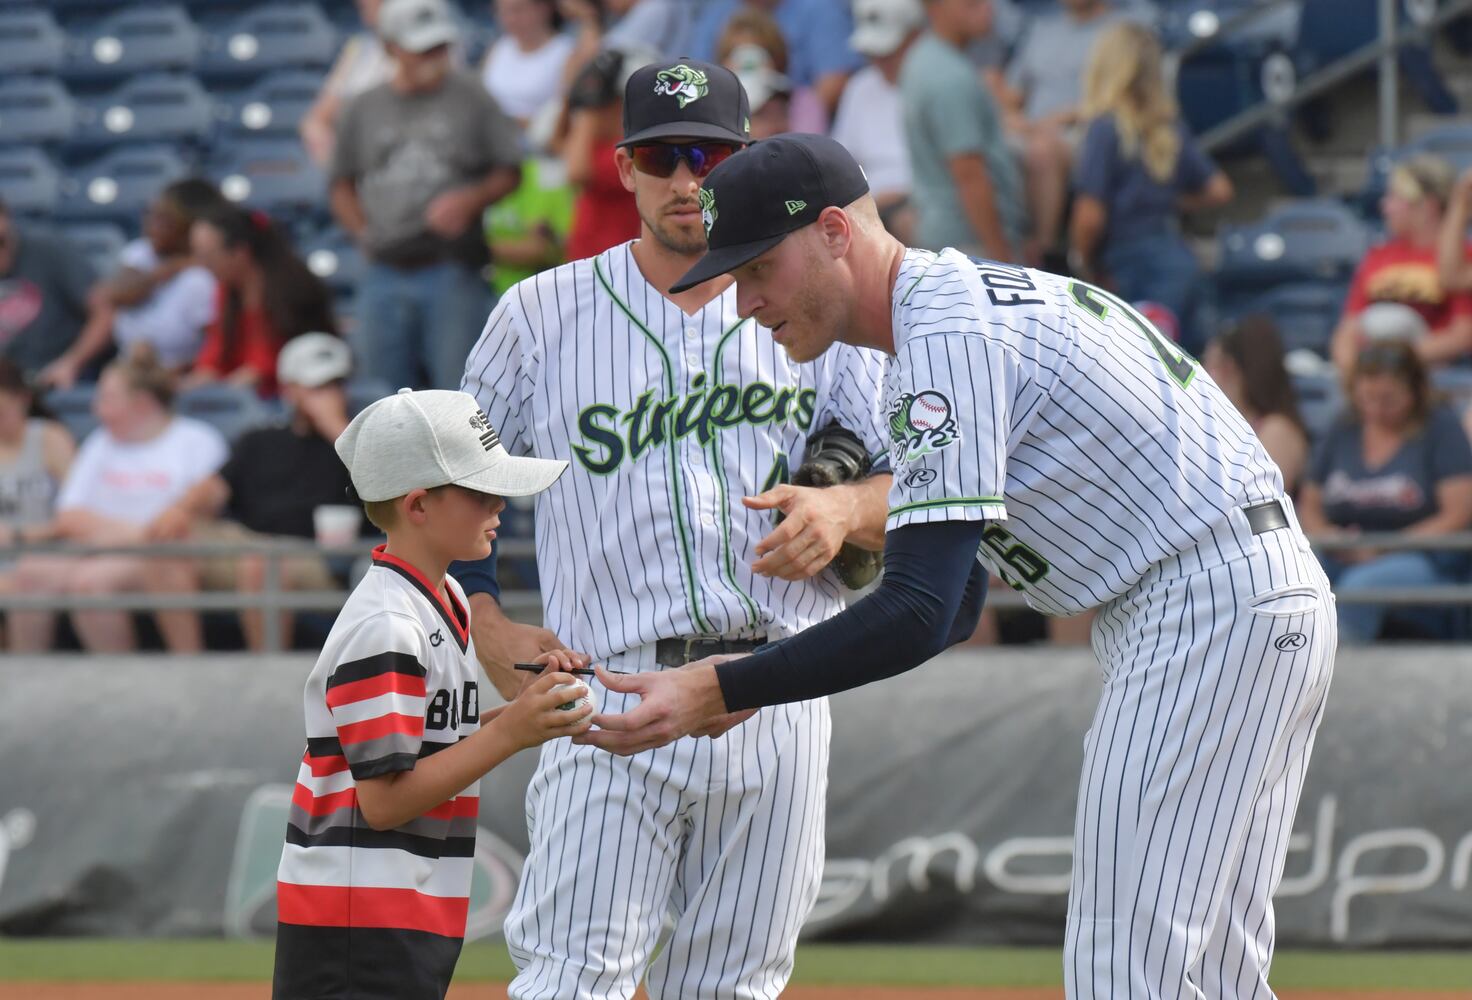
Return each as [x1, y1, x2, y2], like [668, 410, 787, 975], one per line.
[1361, 122, 1472, 210]
[346, 378, 393, 416]
[1226, 280, 1347, 358]
[208, 136, 326, 218]
[71, 73, 218, 151]
[0, 77, 80, 148]
[1216, 198, 1370, 291]
[44, 384, 101, 443]
[218, 69, 322, 139]
[57, 144, 189, 223]
[0, 8, 67, 76]
[1295, 0, 1456, 119]
[61, 5, 203, 82]
[199, 4, 338, 81]
[176, 382, 273, 441]
[1289, 369, 1344, 442]
[301, 224, 364, 300]
[0, 146, 63, 218]
[58, 221, 129, 279]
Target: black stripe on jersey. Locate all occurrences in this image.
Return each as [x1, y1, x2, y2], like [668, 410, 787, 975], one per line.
[349, 752, 420, 780]
[285, 822, 477, 859]
[307, 736, 343, 757]
[372, 561, 471, 654]
[326, 651, 427, 690]
[274, 923, 462, 1000]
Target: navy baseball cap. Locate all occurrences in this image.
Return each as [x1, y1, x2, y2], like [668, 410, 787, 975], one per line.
[670, 134, 870, 293]
[619, 58, 752, 148]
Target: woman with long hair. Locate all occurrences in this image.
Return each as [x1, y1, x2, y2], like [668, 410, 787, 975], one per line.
[9, 346, 228, 653]
[186, 205, 337, 397]
[1298, 341, 1472, 642]
[1069, 21, 1233, 354]
[1202, 316, 1310, 494]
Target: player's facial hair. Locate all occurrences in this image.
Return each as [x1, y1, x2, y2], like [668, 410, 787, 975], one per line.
[640, 200, 706, 257]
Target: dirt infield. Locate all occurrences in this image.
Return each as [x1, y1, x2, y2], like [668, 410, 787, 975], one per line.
[5, 986, 1468, 1000]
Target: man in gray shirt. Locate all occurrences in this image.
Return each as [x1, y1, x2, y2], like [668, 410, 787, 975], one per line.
[331, 0, 522, 390]
[1003, 0, 1126, 124]
[901, 0, 1024, 260]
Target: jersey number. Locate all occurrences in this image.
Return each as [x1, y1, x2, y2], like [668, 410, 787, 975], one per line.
[982, 524, 1049, 590]
[1069, 282, 1196, 389]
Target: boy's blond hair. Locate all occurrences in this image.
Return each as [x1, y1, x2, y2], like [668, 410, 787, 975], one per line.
[361, 486, 448, 532]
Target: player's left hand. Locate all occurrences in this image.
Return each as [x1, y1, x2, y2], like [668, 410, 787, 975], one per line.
[574, 658, 737, 755]
[745, 484, 854, 581]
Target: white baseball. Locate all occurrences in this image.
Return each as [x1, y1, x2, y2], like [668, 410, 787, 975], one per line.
[910, 391, 950, 431]
[550, 681, 596, 713]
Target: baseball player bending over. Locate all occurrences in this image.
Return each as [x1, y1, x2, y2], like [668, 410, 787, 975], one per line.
[458, 67, 891, 999]
[586, 134, 1338, 1000]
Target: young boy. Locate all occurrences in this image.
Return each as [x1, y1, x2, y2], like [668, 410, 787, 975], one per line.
[273, 388, 593, 1000]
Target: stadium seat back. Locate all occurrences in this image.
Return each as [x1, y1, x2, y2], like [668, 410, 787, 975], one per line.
[200, 4, 338, 80]
[44, 385, 101, 443]
[301, 225, 365, 299]
[59, 221, 129, 279]
[1228, 281, 1347, 358]
[346, 378, 394, 416]
[1362, 123, 1472, 208]
[58, 144, 190, 223]
[1218, 199, 1369, 289]
[177, 382, 272, 442]
[0, 8, 66, 75]
[73, 73, 217, 149]
[0, 77, 79, 147]
[222, 69, 322, 137]
[63, 5, 202, 82]
[210, 137, 326, 217]
[0, 146, 62, 218]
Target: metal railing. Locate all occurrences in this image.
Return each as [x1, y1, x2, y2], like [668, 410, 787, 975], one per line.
[2, 531, 1471, 651]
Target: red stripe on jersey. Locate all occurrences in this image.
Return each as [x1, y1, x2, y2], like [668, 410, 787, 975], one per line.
[325, 671, 428, 710]
[305, 752, 350, 777]
[277, 882, 470, 938]
[292, 783, 358, 817]
[453, 796, 479, 818]
[338, 712, 423, 746]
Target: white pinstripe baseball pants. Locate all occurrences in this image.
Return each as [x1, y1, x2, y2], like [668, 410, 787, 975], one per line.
[1065, 497, 1336, 999]
[505, 642, 830, 1000]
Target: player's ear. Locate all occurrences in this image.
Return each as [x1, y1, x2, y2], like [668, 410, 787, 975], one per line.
[615, 147, 637, 195]
[815, 207, 851, 260]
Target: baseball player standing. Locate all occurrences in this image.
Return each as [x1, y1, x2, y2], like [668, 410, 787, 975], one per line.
[458, 69, 891, 998]
[585, 134, 1337, 1000]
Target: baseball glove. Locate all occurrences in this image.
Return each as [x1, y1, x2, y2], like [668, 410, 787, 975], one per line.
[788, 422, 883, 590]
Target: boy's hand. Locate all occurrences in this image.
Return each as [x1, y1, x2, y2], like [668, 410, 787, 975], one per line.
[490, 670, 595, 750]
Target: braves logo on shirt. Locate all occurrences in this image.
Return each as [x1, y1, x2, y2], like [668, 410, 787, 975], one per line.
[887, 390, 960, 464]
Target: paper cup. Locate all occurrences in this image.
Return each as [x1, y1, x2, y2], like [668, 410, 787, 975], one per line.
[313, 504, 362, 548]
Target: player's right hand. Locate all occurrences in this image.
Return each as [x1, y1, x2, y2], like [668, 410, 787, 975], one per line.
[493, 670, 595, 749]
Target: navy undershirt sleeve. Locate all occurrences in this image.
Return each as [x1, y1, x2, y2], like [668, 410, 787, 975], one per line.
[450, 542, 500, 602]
[716, 520, 989, 711]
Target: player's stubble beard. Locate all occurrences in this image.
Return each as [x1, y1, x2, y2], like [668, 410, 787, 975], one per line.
[778, 247, 845, 364]
[642, 197, 707, 258]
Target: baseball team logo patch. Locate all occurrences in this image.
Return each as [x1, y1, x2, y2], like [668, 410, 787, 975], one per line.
[699, 187, 718, 238]
[653, 64, 709, 108]
[889, 390, 959, 463]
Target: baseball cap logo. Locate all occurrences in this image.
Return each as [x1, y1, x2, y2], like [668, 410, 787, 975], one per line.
[699, 187, 718, 238]
[653, 64, 709, 109]
[785, 199, 807, 216]
[468, 410, 501, 453]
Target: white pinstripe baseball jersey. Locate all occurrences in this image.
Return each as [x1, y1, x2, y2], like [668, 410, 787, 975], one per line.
[884, 248, 1285, 616]
[462, 240, 889, 659]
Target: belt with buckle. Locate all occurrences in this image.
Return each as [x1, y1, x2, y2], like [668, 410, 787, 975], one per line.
[1243, 499, 1289, 535]
[654, 635, 767, 668]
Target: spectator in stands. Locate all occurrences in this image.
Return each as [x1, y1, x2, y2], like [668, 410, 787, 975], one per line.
[1331, 155, 1472, 376]
[186, 205, 337, 398]
[480, 0, 576, 128]
[1298, 341, 1472, 643]
[0, 359, 75, 578]
[7, 347, 226, 654]
[1203, 316, 1309, 494]
[1069, 21, 1232, 356]
[485, 155, 576, 298]
[0, 200, 94, 380]
[687, 0, 862, 118]
[301, 0, 392, 167]
[331, 0, 522, 391]
[718, 14, 793, 139]
[148, 334, 357, 652]
[1436, 166, 1472, 293]
[38, 180, 227, 390]
[902, 0, 1024, 261]
[833, 0, 925, 243]
[560, 0, 691, 87]
[562, 46, 645, 260]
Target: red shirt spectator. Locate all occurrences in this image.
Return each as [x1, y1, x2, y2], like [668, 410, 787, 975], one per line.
[1342, 240, 1472, 335]
[566, 136, 640, 261]
[194, 287, 284, 396]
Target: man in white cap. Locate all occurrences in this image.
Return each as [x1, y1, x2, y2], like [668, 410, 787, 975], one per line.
[331, 0, 523, 391]
[148, 334, 359, 650]
[273, 387, 588, 1000]
[831, 0, 925, 240]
